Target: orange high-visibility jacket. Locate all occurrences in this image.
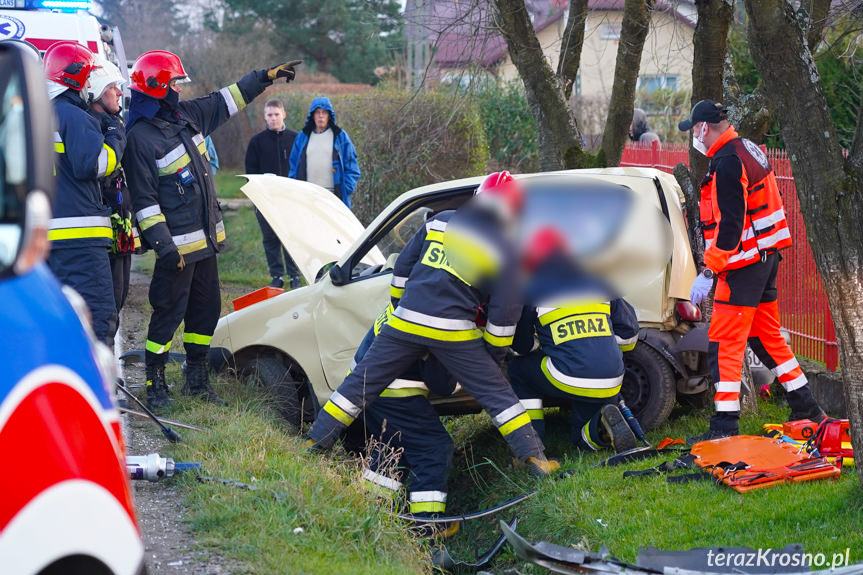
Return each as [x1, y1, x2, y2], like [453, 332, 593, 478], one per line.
[700, 127, 792, 273]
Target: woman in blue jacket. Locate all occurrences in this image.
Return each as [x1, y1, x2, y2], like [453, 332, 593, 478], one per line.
[288, 96, 360, 208]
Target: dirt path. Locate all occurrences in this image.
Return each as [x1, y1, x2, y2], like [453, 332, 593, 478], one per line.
[119, 268, 237, 574]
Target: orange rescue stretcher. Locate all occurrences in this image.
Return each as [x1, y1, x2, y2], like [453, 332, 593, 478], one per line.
[690, 435, 841, 493]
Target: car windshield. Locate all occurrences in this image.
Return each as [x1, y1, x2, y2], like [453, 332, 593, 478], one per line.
[349, 189, 476, 279]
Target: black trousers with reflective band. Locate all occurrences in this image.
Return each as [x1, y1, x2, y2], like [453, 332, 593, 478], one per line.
[146, 254, 220, 363]
[309, 329, 546, 461]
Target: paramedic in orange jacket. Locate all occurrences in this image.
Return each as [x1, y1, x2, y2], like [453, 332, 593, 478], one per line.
[679, 100, 825, 442]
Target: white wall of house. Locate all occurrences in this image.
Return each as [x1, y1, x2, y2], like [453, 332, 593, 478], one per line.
[493, 9, 693, 99]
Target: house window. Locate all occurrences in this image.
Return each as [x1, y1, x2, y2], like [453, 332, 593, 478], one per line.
[600, 23, 621, 40]
[637, 75, 678, 92]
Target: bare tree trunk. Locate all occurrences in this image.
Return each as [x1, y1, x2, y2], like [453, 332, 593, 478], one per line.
[599, 0, 654, 167]
[745, 0, 863, 487]
[557, 0, 589, 101]
[493, 0, 588, 170]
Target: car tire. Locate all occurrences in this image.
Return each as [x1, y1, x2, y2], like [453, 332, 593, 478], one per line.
[620, 343, 676, 431]
[239, 357, 302, 432]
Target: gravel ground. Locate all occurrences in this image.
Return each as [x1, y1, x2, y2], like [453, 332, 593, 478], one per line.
[118, 269, 240, 575]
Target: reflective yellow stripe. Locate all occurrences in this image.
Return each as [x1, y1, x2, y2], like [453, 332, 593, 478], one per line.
[178, 238, 207, 255]
[102, 143, 118, 176]
[583, 421, 601, 450]
[387, 315, 481, 342]
[527, 409, 544, 420]
[538, 304, 611, 326]
[483, 330, 513, 347]
[410, 501, 446, 514]
[323, 400, 355, 426]
[373, 303, 394, 335]
[48, 227, 113, 241]
[216, 229, 226, 243]
[426, 230, 444, 243]
[380, 388, 429, 398]
[139, 214, 166, 231]
[619, 342, 636, 352]
[498, 412, 531, 437]
[541, 357, 621, 398]
[183, 332, 212, 346]
[390, 285, 405, 299]
[145, 339, 172, 354]
[158, 152, 191, 176]
[54, 142, 65, 153]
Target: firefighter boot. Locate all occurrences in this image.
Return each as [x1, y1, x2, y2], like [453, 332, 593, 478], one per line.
[599, 404, 638, 453]
[786, 385, 827, 423]
[145, 363, 172, 410]
[182, 358, 226, 405]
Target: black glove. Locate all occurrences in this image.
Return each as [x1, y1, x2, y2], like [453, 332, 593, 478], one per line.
[100, 112, 124, 135]
[157, 249, 185, 271]
[267, 59, 302, 83]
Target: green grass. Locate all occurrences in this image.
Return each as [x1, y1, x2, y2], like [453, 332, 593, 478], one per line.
[438, 402, 863, 569]
[214, 170, 247, 199]
[218, 205, 271, 286]
[149, 381, 863, 573]
[151, 377, 428, 575]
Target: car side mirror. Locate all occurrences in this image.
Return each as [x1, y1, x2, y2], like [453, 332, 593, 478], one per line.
[328, 263, 346, 286]
[0, 40, 55, 279]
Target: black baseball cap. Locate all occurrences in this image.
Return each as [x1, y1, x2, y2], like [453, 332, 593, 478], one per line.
[678, 99, 727, 131]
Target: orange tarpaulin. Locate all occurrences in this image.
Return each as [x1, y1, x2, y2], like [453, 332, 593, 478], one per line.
[690, 435, 841, 493]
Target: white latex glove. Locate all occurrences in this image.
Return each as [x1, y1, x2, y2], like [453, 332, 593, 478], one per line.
[690, 273, 714, 306]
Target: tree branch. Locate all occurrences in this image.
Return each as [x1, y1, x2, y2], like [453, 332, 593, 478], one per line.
[599, 0, 654, 167]
[557, 0, 588, 101]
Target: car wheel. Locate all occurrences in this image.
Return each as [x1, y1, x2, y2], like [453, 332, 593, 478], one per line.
[239, 357, 302, 432]
[620, 343, 676, 431]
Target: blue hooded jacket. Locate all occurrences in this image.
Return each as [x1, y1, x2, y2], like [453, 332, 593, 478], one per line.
[288, 96, 361, 208]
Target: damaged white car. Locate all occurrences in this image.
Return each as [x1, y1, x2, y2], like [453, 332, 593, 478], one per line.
[211, 169, 708, 431]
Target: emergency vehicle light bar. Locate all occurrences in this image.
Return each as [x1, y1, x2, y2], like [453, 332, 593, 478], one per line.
[27, 0, 92, 9]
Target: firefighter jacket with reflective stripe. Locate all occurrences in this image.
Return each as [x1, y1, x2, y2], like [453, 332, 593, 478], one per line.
[50, 90, 125, 249]
[125, 70, 270, 264]
[700, 127, 792, 273]
[386, 210, 520, 352]
[512, 257, 639, 398]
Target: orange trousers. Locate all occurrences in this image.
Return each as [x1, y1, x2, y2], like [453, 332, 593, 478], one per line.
[708, 253, 806, 413]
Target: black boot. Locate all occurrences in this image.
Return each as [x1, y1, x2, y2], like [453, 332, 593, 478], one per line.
[145, 363, 172, 410]
[786, 385, 826, 422]
[687, 412, 739, 445]
[599, 405, 638, 453]
[182, 358, 225, 405]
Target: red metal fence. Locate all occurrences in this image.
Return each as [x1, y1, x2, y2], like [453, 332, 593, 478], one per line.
[621, 142, 839, 371]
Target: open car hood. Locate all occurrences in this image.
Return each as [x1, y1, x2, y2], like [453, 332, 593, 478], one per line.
[239, 175, 383, 284]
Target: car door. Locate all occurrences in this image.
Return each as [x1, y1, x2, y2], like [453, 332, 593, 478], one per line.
[313, 188, 477, 390]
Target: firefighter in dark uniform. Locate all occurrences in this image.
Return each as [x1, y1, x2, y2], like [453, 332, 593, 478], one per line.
[508, 227, 640, 452]
[350, 303, 459, 533]
[44, 42, 126, 345]
[87, 55, 140, 348]
[307, 172, 559, 478]
[679, 99, 825, 442]
[124, 50, 300, 409]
